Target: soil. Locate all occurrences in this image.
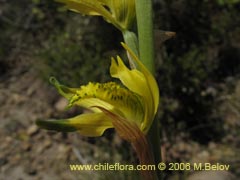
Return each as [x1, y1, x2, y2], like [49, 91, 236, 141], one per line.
[0, 61, 134, 180]
[0, 64, 75, 180]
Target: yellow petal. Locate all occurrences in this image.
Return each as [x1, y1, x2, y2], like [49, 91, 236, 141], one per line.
[110, 56, 148, 98]
[121, 42, 159, 114]
[56, 0, 122, 30]
[57, 0, 106, 15]
[36, 112, 113, 137]
[107, 0, 136, 29]
[110, 43, 160, 133]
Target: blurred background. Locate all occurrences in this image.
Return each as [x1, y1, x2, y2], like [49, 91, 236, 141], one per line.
[0, 0, 240, 179]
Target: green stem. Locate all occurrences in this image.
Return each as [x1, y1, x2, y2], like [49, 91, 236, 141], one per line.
[123, 30, 139, 57]
[135, 0, 155, 72]
[135, 0, 162, 180]
[148, 118, 162, 180]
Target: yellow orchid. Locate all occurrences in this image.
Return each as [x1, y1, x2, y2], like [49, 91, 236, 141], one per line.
[56, 0, 136, 31]
[37, 43, 159, 136]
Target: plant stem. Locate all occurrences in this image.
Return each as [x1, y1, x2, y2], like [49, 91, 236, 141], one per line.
[135, 0, 162, 179]
[135, 0, 155, 72]
[123, 30, 139, 57]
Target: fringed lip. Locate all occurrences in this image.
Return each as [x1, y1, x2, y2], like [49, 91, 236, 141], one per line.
[37, 43, 159, 138]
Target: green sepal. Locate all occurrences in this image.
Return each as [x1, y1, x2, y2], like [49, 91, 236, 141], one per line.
[36, 119, 78, 132]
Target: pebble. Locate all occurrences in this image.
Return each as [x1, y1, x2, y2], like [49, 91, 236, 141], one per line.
[10, 154, 21, 165]
[43, 139, 52, 149]
[36, 146, 44, 154]
[24, 165, 37, 176]
[54, 98, 68, 111]
[178, 141, 187, 153]
[27, 125, 39, 136]
[22, 142, 31, 151]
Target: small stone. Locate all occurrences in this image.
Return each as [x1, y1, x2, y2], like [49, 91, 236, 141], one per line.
[10, 154, 21, 165]
[22, 142, 31, 151]
[43, 139, 52, 149]
[54, 98, 68, 111]
[57, 145, 72, 160]
[27, 125, 39, 136]
[24, 165, 37, 176]
[113, 134, 122, 147]
[5, 136, 13, 143]
[208, 142, 217, 150]
[178, 141, 187, 153]
[36, 145, 44, 154]
[1, 137, 13, 149]
[192, 150, 210, 164]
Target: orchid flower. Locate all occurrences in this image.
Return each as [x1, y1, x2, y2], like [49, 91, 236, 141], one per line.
[37, 43, 159, 137]
[56, 0, 136, 31]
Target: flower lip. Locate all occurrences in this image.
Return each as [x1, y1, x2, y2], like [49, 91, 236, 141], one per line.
[37, 43, 159, 136]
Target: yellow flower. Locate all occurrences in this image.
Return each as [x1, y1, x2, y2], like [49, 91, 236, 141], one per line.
[37, 43, 159, 136]
[56, 0, 136, 31]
